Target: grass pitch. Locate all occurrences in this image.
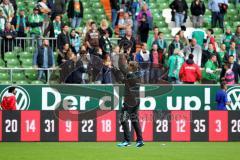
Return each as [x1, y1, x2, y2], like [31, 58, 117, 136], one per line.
[0, 142, 239, 160]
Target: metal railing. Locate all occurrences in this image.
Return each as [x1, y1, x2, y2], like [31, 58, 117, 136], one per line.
[0, 67, 61, 84]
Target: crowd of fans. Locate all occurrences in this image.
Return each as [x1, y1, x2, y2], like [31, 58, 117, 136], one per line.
[0, 0, 240, 84]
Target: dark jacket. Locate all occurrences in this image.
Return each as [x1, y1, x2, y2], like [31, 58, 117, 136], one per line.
[99, 36, 112, 55]
[57, 32, 70, 50]
[33, 46, 54, 68]
[190, 0, 206, 16]
[1, 29, 17, 53]
[67, 0, 84, 18]
[202, 50, 221, 68]
[11, 15, 28, 35]
[168, 41, 184, 57]
[170, 0, 188, 13]
[220, 62, 240, 83]
[118, 54, 141, 108]
[48, 0, 65, 15]
[138, 21, 150, 43]
[44, 21, 64, 37]
[110, 0, 120, 10]
[119, 36, 136, 60]
[98, 27, 113, 38]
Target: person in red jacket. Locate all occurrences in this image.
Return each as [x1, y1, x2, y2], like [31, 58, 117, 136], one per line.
[179, 54, 202, 84]
[0, 86, 17, 110]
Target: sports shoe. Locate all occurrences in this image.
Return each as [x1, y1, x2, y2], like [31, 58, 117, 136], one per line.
[117, 141, 131, 147]
[136, 141, 144, 148]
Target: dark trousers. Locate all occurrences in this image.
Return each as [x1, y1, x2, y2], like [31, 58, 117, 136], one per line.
[211, 12, 224, 29]
[120, 104, 143, 142]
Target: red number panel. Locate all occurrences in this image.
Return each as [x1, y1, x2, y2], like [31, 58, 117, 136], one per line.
[134, 111, 153, 141]
[21, 111, 40, 142]
[171, 111, 191, 141]
[59, 111, 79, 142]
[0, 111, 2, 141]
[97, 111, 116, 142]
[209, 111, 228, 141]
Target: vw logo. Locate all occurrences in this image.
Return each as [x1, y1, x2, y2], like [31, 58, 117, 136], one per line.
[226, 86, 240, 110]
[0, 86, 30, 110]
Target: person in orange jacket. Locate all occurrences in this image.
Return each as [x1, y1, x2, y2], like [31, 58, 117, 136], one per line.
[0, 86, 17, 110]
[179, 54, 202, 84]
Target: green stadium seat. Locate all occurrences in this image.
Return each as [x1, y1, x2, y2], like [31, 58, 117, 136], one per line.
[0, 80, 11, 84]
[12, 73, 25, 82]
[4, 52, 16, 60]
[0, 59, 5, 67]
[21, 58, 33, 68]
[25, 70, 38, 80]
[26, 47, 35, 53]
[31, 80, 44, 84]
[213, 28, 223, 35]
[6, 59, 20, 67]
[20, 52, 33, 59]
[0, 73, 9, 81]
[15, 80, 29, 84]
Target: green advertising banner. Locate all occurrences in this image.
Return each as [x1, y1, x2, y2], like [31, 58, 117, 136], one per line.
[0, 85, 240, 110]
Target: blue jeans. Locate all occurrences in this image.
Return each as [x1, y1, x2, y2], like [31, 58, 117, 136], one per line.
[175, 13, 184, 27]
[141, 68, 150, 83]
[31, 34, 42, 48]
[111, 9, 118, 28]
[71, 17, 82, 28]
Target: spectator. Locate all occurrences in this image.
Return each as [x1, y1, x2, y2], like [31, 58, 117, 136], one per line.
[67, 0, 84, 28]
[202, 54, 218, 84]
[135, 43, 151, 83]
[99, 54, 113, 84]
[48, 0, 65, 20]
[231, 25, 240, 54]
[0, 0, 14, 22]
[9, 0, 16, 13]
[178, 29, 189, 46]
[147, 26, 159, 50]
[57, 24, 70, 50]
[149, 43, 163, 83]
[138, 13, 149, 43]
[137, 3, 152, 28]
[1, 22, 16, 54]
[110, 0, 120, 29]
[191, 27, 205, 47]
[202, 43, 221, 67]
[119, 28, 136, 60]
[215, 82, 230, 110]
[222, 62, 235, 85]
[208, 0, 228, 30]
[0, 86, 16, 110]
[111, 45, 120, 70]
[168, 48, 184, 84]
[57, 43, 73, 65]
[11, 9, 28, 48]
[28, 7, 44, 47]
[33, 39, 55, 82]
[82, 19, 93, 38]
[218, 43, 226, 66]
[168, 34, 184, 57]
[99, 30, 112, 56]
[0, 10, 6, 32]
[220, 55, 240, 84]
[222, 26, 233, 52]
[204, 28, 217, 51]
[179, 54, 202, 84]
[190, 0, 206, 28]
[170, 0, 188, 27]
[153, 32, 168, 58]
[184, 38, 202, 67]
[37, 0, 51, 15]
[98, 19, 113, 38]
[70, 29, 81, 55]
[118, 10, 126, 38]
[226, 42, 238, 63]
[44, 15, 63, 38]
[85, 21, 100, 53]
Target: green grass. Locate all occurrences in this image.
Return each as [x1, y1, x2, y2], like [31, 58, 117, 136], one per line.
[0, 142, 239, 160]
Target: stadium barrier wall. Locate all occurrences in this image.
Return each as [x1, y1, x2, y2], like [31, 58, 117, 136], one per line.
[0, 85, 240, 111]
[0, 110, 240, 142]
